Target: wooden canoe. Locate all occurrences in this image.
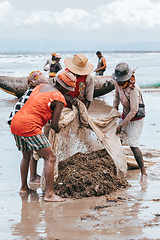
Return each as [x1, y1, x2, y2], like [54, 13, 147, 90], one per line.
[126, 156, 158, 169]
[0, 75, 115, 98]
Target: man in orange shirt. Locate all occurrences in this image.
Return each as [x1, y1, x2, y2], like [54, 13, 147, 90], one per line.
[8, 71, 49, 185]
[11, 70, 76, 202]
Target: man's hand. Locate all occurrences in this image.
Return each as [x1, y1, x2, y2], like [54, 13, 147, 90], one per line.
[70, 97, 78, 106]
[116, 125, 122, 135]
[55, 127, 60, 133]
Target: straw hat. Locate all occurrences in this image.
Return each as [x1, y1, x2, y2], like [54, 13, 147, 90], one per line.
[55, 70, 76, 91]
[112, 63, 132, 82]
[52, 52, 57, 56]
[64, 53, 94, 75]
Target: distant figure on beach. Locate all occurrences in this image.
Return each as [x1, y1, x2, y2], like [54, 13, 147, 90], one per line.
[49, 55, 62, 78]
[10, 70, 76, 202]
[8, 70, 48, 185]
[44, 52, 56, 71]
[94, 51, 107, 76]
[64, 53, 94, 109]
[112, 62, 147, 181]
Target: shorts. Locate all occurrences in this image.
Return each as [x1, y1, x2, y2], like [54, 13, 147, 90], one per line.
[96, 70, 105, 76]
[119, 118, 144, 147]
[12, 133, 51, 152]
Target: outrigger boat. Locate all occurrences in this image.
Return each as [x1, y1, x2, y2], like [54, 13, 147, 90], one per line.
[0, 75, 115, 98]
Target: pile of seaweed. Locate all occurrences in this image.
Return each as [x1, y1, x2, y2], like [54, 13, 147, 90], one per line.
[53, 149, 128, 199]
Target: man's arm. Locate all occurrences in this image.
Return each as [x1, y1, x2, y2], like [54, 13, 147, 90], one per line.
[101, 57, 107, 70]
[44, 59, 49, 67]
[94, 57, 106, 72]
[50, 101, 64, 133]
[84, 74, 94, 109]
[83, 99, 91, 109]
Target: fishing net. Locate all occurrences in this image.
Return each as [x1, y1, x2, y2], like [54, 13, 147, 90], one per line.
[40, 100, 127, 192]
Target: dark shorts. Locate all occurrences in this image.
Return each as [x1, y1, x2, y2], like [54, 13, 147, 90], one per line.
[96, 69, 106, 76]
[12, 133, 51, 152]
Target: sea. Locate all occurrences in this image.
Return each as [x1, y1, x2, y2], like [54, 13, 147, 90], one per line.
[0, 51, 160, 88]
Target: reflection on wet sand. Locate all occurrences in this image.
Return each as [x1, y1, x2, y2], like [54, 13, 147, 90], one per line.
[11, 192, 43, 239]
[10, 168, 160, 240]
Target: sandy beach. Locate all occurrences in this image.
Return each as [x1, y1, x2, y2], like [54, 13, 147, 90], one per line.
[0, 88, 160, 240]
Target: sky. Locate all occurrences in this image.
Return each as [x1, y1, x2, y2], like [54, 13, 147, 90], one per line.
[0, 0, 160, 51]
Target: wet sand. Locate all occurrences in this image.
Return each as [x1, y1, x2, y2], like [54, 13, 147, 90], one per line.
[0, 89, 160, 240]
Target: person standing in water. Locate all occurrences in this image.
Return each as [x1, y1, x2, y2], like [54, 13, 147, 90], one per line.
[49, 55, 62, 78]
[10, 70, 76, 202]
[112, 62, 147, 181]
[94, 51, 107, 76]
[44, 52, 57, 71]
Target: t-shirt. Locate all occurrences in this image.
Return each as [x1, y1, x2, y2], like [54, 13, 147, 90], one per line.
[50, 62, 62, 75]
[11, 84, 66, 137]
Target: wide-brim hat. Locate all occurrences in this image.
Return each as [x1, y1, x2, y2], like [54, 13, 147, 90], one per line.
[64, 53, 94, 75]
[112, 62, 132, 82]
[55, 70, 76, 91]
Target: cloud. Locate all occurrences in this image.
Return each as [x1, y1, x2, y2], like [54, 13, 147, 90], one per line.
[0, 0, 160, 36]
[54, 8, 91, 31]
[0, 1, 23, 27]
[97, 0, 160, 30]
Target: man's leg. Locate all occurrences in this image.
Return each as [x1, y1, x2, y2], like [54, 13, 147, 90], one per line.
[37, 147, 65, 202]
[130, 147, 147, 180]
[29, 150, 41, 183]
[20, 150, 33, 193]
[29, 155, 40, 183]
[28, 123, 51, 183]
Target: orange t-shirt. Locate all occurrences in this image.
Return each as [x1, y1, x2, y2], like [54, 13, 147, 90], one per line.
[11, 84, 66, 137]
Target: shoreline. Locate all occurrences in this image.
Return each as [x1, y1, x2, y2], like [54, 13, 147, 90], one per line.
[141, 87, 160, 92]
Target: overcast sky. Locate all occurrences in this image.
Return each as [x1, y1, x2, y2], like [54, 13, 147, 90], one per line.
[0, 0, 160, 51]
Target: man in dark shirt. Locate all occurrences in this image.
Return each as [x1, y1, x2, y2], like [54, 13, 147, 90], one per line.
[94, 51, 107, 76]
[49, 55, 62, 78]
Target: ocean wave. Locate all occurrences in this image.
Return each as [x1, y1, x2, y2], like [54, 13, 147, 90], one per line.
[140, 83, 160, 88]
[0, 51, 160, 87]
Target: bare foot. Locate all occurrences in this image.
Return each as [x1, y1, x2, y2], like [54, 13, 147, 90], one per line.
[140, 174, 148, 191]
[44, 194, 66, 202]
[140, 167, 147, 181]
[19, 187, 36, 194]
[140, 173, 148, 182]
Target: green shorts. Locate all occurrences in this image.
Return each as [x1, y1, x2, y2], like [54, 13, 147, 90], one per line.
[12, 133, 51, 152]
